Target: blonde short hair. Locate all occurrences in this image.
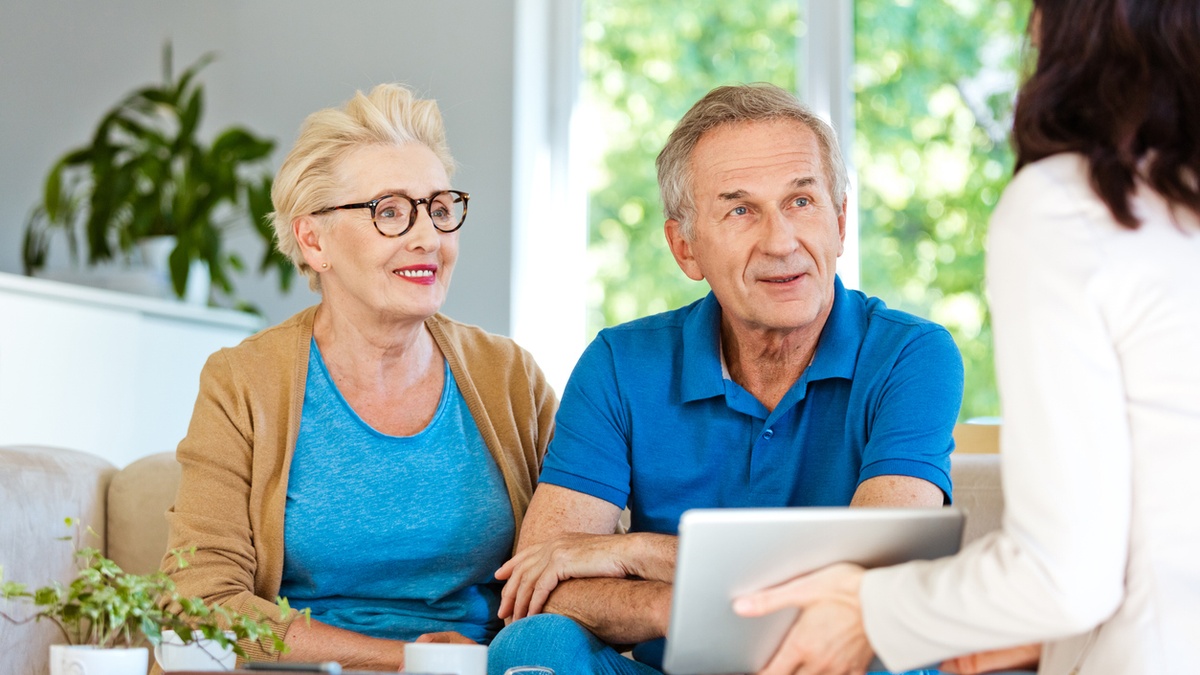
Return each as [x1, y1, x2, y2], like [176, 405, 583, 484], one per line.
[270, 83, 456, 290]
[656, 83, 848, 239]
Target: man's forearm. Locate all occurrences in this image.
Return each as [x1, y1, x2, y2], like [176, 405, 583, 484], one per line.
[542, 577, 672, 645]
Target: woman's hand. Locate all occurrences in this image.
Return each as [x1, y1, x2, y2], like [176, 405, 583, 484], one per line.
[940, 644, 1041, 674]
[734, 563, 873, 675]
[495, 533, 634, 620]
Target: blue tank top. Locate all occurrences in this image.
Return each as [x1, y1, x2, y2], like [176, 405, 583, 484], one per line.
[278, 339, 514, 643]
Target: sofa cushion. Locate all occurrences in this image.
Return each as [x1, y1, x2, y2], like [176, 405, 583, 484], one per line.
[950, 453, 1004, 546]
[107, 452, 180, 575]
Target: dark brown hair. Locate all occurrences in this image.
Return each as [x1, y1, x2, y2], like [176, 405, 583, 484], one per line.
[1012, 0, 1200, 227]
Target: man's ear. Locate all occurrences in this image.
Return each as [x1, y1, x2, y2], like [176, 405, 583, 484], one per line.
[665, 219, 705, 281]
[294, 215, 327, 270]
[836, 195, 848, 257]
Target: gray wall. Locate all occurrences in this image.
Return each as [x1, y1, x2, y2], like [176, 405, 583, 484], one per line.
[0, 0, 517, 333]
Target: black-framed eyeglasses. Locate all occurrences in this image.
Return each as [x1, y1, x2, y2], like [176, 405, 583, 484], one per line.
[311, 190, 469, 237]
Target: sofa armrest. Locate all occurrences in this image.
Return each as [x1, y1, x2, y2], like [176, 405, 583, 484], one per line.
[0, 445, 117, 674]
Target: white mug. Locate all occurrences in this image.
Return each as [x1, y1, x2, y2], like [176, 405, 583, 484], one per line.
[154, 629, 237, 672]
[403, 642, 488, 675]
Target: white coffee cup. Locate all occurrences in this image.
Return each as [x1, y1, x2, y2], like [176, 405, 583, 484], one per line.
[153, 629, 237, 672]
[403, 642, 488, 675]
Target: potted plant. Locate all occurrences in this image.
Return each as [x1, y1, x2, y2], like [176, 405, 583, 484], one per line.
[21, 43, 295, 306]
[1, 519, 301, 674]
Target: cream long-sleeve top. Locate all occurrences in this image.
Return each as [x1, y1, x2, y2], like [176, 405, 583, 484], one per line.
[860, 153, 1200, 674]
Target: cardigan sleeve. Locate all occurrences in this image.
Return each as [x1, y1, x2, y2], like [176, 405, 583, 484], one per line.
[162, 348, 300, 661]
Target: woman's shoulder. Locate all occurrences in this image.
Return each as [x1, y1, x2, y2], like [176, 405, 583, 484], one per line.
[211, 305, 317, 368]
[426, 313, 548, 394]
[1008, 153, 1096, 201]
[994, 153, 1112, 236]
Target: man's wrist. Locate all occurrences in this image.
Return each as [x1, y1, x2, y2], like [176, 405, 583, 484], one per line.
[621, 533, 677, 582]
[652, 581, 673, 637]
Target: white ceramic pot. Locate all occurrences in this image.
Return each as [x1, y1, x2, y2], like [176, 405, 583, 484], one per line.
[35, 235, 210, 306]
[53, 645, 149, 675]
[136, 235, 211, 305]
[154, 629, 237, 671]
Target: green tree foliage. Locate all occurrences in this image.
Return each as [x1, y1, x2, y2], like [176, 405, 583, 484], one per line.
[854, 0, 1029, 418]
[583, 0, 1029, 419]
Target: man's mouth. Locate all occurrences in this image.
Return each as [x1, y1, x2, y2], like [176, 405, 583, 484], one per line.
[762, 274, 801, 283]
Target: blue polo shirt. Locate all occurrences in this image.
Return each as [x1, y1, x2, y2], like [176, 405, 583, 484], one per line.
[541, 277, 964, 535]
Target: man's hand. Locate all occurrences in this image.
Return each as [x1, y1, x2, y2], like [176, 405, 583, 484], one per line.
[734, 563, 874, 675]
[413, 631, 477, 645]
[496, 533, 632, 620]
[940, 644, 1041, 674]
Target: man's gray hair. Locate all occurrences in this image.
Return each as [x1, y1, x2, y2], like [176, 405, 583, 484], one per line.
[655, 83, 849, 239]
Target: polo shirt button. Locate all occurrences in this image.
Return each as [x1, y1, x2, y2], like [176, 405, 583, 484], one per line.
[762, 429, 774, 440]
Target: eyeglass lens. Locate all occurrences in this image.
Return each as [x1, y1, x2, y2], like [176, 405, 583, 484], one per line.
[374, 191, 466, 236]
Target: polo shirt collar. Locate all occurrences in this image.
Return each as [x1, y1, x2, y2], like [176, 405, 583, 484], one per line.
[806, 275, 860, 382]
[680, 292, 725, 402]
[679, 277, 860, 404]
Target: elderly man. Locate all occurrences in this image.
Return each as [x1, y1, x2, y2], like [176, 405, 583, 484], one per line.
[488, 83, 963, 675]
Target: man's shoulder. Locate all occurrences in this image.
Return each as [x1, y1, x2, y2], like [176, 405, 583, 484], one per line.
[594, 296, 704, 346]
[851, 290, 953, 342]
[829, 290, 960, 378]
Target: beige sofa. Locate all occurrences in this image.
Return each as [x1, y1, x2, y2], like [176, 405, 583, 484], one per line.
[0, 425, 1002, 674]
[0, 446, 178, 675]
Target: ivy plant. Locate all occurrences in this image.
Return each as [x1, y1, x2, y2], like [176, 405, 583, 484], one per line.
[0, 519, 305, 658]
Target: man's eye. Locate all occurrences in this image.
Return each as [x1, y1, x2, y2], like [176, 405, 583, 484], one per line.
[792, 197, 810, 208]
[730, 206, 749, 217]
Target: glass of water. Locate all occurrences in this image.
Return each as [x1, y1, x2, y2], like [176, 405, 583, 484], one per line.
[503, 668, 555, 675]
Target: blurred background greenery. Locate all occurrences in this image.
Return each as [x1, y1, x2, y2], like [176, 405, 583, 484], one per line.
[580, 0, 1029, 420]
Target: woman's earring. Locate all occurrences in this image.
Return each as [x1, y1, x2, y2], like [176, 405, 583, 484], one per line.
[321, 262, 329, 269]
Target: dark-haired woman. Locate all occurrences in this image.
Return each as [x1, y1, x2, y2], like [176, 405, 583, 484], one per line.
[730, 1, 1200, 674]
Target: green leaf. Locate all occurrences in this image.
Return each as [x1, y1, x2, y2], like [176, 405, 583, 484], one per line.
[178, 87, 204, 143]
[168, 238, 190, 297]
[43, 162, 66, 221]
[211, 127, 276, 164]
[174, 52, 217, 98]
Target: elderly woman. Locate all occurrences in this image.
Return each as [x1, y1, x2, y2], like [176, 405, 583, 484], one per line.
[162, 84, 555, 670]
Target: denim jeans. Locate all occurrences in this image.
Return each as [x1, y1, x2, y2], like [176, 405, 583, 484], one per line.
[488, 614, 663, 675]
[486, 613, 963, 675]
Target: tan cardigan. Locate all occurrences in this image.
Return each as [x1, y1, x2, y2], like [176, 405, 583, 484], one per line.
[162, 306, 556, 661]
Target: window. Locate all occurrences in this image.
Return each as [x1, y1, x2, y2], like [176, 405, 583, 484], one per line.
[517, 0, 1028, 416]
[854, 0, 1028, 417]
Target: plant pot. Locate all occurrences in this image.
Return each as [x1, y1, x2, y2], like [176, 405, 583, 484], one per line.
[52, 645, 148, 675]
[33, 237, 210, 306]
[137, 236, 211, 306]
[154, 629, 237, 671]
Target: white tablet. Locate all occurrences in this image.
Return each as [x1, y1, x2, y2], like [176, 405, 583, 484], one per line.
[662, 507, 964, 675]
